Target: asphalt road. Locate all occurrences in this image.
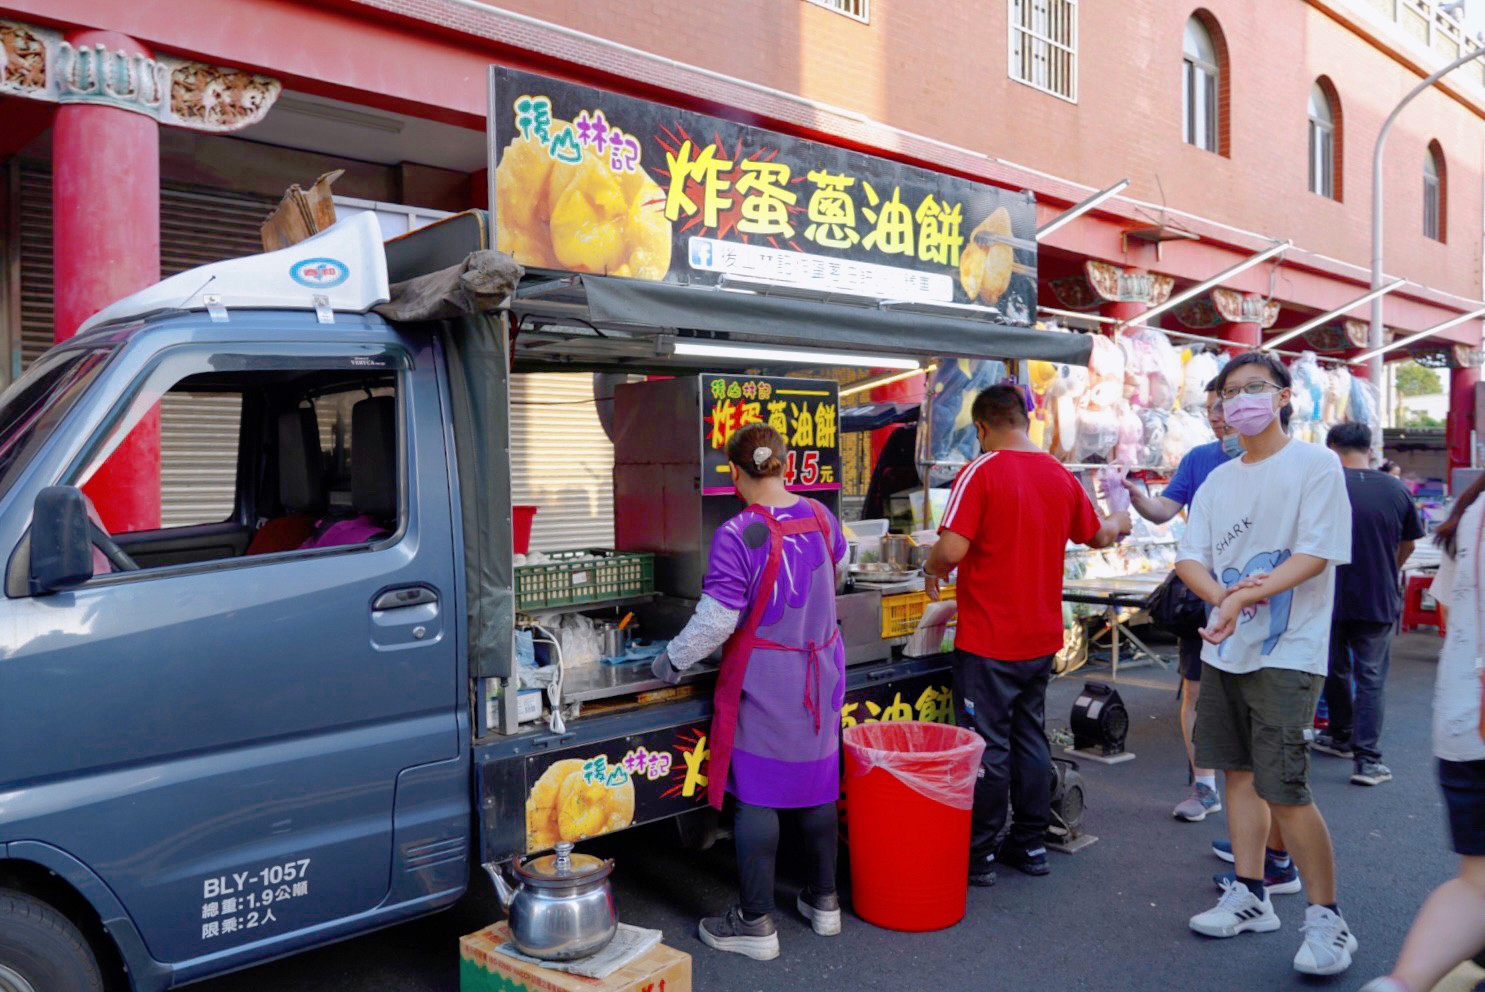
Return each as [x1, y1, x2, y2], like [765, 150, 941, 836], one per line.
[196, 633, 1469, 992]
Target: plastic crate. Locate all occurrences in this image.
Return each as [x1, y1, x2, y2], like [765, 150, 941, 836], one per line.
[880, 586, 956, 639]
[515, 550, 655, 611]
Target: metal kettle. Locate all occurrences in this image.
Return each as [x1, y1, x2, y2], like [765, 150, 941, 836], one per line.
[486, 842, 618, 961]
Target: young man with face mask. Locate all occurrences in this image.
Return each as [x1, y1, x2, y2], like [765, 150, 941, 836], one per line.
[1124, 378, 1236, 823]
[924, 385, 1130, 887]
[1174, 352, 1356, 976]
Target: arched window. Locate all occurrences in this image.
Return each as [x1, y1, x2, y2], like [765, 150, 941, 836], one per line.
[1424, 141, 1446, 242]
[1182, 15, 1222, 153]
[1308, 81, 1339, 199]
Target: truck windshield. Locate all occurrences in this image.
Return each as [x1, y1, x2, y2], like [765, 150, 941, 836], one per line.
[0, 348, 112, 503]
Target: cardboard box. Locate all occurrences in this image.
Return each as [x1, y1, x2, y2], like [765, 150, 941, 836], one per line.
[460, 923, 691, 992]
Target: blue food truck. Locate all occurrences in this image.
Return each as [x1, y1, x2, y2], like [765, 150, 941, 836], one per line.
[0, 70, 1088, 992]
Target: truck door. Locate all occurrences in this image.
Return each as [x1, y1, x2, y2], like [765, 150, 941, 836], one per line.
[0, 331, 464, 967]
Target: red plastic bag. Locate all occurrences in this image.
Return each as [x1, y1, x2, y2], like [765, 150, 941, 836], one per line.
[843, 721, 985, 810]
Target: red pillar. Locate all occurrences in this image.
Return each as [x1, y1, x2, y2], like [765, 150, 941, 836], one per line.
[1219, 321, 1261, 355]
[1101, 299, 1146, 326]
[53, 31, 161, 533]
[1448, 365, 1479, 474]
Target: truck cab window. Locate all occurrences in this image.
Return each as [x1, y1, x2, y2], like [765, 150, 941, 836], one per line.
[66, 353, 404, 579]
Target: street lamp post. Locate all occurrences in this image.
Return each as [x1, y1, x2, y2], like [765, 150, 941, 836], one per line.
[1369, 43, 1485, 387]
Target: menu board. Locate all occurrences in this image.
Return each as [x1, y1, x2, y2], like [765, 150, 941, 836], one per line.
[699, 374, 840, 496]
[490, 67, 1037, 319]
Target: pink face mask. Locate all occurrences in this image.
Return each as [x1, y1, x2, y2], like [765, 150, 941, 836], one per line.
[1222, 392, 1278, 436]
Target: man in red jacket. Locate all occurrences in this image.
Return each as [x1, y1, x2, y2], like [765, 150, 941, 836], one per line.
[925, 385, 1130, 886]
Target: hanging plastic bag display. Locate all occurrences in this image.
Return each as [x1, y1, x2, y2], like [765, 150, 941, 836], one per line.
[1181, 351, 1220, 410]
[918, 358, 1009, 487]
[1349, 374, 1382, 438]
[1120, 328, 1181, 411]
[1114, 403, 1145, 465]
[1164, 409, 1215, 469]
[1138, 407, 1171, 466]
[1290, 352, 1326, 425]
[1324, 366, 1353, 425]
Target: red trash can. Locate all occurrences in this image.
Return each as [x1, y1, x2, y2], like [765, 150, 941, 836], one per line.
[843, 721, 985, 932]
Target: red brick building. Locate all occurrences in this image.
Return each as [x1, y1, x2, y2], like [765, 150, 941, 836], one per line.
[1, 0, 1483, 528]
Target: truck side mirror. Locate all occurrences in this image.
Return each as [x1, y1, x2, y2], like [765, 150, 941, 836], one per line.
[30, 486, 95, 595]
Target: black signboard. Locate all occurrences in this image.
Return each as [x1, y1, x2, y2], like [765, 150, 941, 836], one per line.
[491, 68, 1036, 319]
[699, 374, 840, 495]
[522, 670, 954, 853]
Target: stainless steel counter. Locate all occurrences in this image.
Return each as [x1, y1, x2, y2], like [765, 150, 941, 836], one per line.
[561, 659, 717, 704]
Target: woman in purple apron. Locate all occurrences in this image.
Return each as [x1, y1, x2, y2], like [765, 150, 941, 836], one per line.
[652, 423, 847, 961]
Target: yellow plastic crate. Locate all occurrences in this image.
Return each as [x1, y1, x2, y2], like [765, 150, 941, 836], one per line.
[880, 586, 956, 639]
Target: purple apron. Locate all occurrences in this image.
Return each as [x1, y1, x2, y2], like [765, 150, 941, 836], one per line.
[707, 499, 844, 811]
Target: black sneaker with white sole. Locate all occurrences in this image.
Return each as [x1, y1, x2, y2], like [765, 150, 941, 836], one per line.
[795, 888, 841, 936]
[968, 852, 997, 887]
[1350, 761, 1393, 787]
[998, 844, 1050, 877]
[699, 907, 779, 961]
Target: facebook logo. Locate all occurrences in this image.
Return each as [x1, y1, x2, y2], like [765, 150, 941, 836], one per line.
[689, 239, 714, 269]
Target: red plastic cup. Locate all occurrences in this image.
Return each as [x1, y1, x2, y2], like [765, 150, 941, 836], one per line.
[513, 505, 537, 555]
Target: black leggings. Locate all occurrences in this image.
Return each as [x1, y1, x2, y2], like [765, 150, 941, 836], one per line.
[735, 800, 838, 917]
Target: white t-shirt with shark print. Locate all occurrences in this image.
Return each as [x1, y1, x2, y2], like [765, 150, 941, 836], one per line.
[1177, 438, 1352, 676]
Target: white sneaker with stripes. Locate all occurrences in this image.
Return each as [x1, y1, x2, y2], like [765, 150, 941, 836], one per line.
[1189, 879, 1281, 938]
[1294, 904, 1356, 976]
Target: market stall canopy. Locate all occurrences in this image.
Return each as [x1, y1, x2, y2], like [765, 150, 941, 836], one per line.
[511, 271, 1092, 371]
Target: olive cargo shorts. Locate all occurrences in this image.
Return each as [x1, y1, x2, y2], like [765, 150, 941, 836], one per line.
[1195, 665, 1325, 806]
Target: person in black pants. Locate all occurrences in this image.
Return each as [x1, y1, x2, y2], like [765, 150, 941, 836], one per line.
[924, 386, 1129, 886]
[1314, 423, 1422, 787]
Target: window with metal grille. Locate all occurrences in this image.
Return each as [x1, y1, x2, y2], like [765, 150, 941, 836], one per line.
[804, 0, 869, 22]
[1182, 17, 1220, 153]
[1009, 0, 1077, 101]
[1308, 83, 1336, 200]
[1424, 142, 1445, 242]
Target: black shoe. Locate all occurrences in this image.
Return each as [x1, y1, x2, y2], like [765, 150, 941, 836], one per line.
[968, 852, 997, 887]
[998, 844, 1051, 877]
[699, 906, 779, 961]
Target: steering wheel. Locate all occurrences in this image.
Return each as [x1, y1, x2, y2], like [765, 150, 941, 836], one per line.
[88, 523, 140, 572]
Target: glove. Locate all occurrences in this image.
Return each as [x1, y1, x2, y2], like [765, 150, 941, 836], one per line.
[651, 651, 684, 685]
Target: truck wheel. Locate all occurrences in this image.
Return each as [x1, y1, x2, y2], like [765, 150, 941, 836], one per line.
[0, 891, 104, 992]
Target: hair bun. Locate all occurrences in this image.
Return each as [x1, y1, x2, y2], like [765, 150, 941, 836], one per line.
[753, 445, 773, 467]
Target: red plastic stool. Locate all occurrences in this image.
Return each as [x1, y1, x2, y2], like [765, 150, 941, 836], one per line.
[1401, 574, 1446, 636]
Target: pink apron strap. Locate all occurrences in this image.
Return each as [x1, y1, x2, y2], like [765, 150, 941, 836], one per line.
[706, 507, 785, 811]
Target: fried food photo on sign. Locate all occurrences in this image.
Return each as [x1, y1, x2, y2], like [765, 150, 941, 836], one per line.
[495, 123, 672, 280]
[525, 757, 637, 853]
[959, 206, 1015, 304]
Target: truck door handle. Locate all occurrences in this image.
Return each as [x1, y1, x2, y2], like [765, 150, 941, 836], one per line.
[373, 586, 438, 611]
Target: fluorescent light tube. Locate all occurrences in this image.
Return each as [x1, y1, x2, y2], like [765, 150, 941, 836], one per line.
[671, 341, 920, 370]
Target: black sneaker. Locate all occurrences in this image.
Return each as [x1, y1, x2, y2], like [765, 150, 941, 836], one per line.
[795, 887, 841, 936]
[968, 852, 997, 887]
[698, 906, 779, 961]
[1311, 734, 1353, 758]
[998, 844, 1051, 877]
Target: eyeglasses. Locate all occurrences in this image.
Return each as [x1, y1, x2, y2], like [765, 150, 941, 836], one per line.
[1219, 381, 1282, 401]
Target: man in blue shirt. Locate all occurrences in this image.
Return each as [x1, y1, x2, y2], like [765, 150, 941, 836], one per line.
[1125, 380, 1238, 821]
